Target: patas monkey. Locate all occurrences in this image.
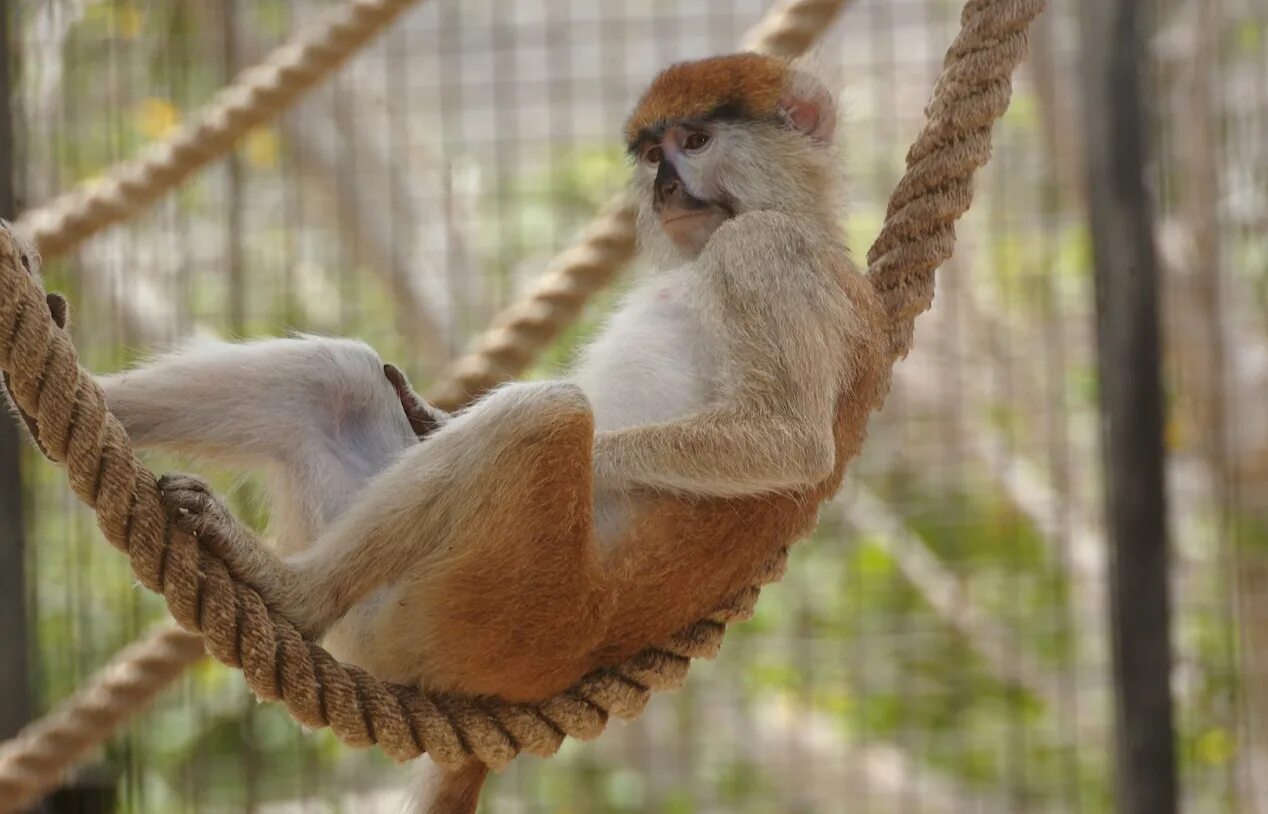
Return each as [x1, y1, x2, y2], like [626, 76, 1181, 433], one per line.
[37, 54, 886, 812]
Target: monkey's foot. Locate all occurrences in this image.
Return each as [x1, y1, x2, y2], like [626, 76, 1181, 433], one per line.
[384, 363, 450, 440]
[159, 473, 255, 563]
[158, 472, 315, 635]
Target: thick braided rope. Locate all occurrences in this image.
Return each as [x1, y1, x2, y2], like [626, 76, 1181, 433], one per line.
[426, 0, 852, 410]
[0, 0, 1043, 795]
[0, 627, 204, 812]
[12, 0, 427, 259]
[865, 0, 1045, 362]
[0, 0, 855, 801]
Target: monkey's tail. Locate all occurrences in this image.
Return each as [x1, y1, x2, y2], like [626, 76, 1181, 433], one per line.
[401, 757, 490, 814]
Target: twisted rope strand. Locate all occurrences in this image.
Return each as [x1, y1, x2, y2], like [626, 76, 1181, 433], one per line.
[865, 0, 1046, 363]
[0, 0, 1044, 808]
[13, 0, 427, 259]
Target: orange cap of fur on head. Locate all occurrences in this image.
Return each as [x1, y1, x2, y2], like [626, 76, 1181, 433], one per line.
[624, 53, 792, 148]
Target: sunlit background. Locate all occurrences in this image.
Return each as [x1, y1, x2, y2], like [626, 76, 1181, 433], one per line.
[3, 0, 1266, 811]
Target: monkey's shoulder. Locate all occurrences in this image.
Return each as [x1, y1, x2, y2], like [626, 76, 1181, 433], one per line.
[703, 212, 841, 274]
[698, 212, 849, 309]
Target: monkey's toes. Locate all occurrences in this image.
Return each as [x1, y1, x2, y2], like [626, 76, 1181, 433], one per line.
[158, 473, 227, 535]
[47, 293, 69, 330]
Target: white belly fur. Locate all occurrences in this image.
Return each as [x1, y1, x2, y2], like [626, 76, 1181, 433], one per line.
[569, 267, 718, 432]
[568, 267, 720, 545]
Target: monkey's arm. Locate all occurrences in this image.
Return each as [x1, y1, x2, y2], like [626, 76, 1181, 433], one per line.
[592, 407, 835, 498]
[592, 212, 847, 498]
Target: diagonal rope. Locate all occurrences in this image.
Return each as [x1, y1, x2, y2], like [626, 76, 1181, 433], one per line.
[0, 627, 205, 810]
[13, 0, 429, 259]
[0, 0, 1044, 809]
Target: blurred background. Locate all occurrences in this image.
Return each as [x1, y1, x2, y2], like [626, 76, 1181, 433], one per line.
[0, 0, 1265, 811]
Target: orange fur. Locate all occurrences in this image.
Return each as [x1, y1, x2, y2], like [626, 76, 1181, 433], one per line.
[414, 260, 884, 702]
[424, 761, 489, 814]
[624, 53, 791, 147]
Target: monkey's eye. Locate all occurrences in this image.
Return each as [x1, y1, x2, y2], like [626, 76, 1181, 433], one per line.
[684, 131, 710, 151]
[643, 145, 663, 165]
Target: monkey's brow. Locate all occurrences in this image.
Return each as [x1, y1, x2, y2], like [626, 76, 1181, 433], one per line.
[625, 102, 758, 154]
[627, 124, 671, 154]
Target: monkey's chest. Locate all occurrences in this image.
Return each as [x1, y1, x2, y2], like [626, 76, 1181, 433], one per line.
[571, 287, 719, 433]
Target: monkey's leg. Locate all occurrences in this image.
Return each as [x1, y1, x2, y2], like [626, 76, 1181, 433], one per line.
[195, 381, 601, 655]
[100, 336, 421, 541]
[321, 379, 608, 699]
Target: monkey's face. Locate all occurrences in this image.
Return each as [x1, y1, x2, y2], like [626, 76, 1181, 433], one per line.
[630, 114, 836, 258]
[625, 54, 841, 261]
[635, 122, 733, 255]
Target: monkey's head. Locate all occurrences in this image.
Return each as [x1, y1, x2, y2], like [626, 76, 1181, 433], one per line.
[626, 52, 840, 258]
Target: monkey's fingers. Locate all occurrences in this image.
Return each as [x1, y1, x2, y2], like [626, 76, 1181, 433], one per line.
[158, 473, 236, 541]
[159, 473, 268, 586]
[384, 362, 447, 440]
[47, 292, 69, 330]
[155, 466, 252, 555]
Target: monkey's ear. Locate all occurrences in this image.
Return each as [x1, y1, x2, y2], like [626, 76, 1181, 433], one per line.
[777, 70, 836, 143]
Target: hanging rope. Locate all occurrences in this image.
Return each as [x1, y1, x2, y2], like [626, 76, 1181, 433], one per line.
[865, 0, 1041, 366]
[13, 0, 427, 259]
[0, 0, 1044, 806]
[0, 1, 857, 807]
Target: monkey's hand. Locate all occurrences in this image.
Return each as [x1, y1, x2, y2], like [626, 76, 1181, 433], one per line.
[383, 363, 451, 440]
[159, 473, 316, 637]
[0, 226, 71, 456]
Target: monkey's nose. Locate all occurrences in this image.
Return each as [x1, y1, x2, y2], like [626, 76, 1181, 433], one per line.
[655, 177, 681, 206]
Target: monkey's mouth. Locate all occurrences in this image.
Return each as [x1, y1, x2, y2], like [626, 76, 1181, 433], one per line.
[660, 210, 718, 225]
[659, 203, 730, 251]
[659, 198, 733, 227]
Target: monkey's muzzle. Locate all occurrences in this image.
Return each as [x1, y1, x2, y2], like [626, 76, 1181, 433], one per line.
[653, 161, 729, 248]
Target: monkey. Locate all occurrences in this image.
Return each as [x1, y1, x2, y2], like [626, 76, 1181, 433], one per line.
[21, 53, 887, 813]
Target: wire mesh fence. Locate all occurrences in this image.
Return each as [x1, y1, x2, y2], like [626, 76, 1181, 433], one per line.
[4, 0, 1265, 811]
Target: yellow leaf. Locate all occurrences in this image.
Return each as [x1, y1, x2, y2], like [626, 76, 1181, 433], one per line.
[1165, 410, 1188, 451]
[1196, 728, 1235, 766]
[244, 128, 279, 170]
[115, 4, 143, 40]
[134, 97, 181, 140]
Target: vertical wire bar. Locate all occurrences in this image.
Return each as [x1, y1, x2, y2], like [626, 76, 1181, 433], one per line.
[1079, 1, 1180, 811]
[0, 0, 34, 754]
